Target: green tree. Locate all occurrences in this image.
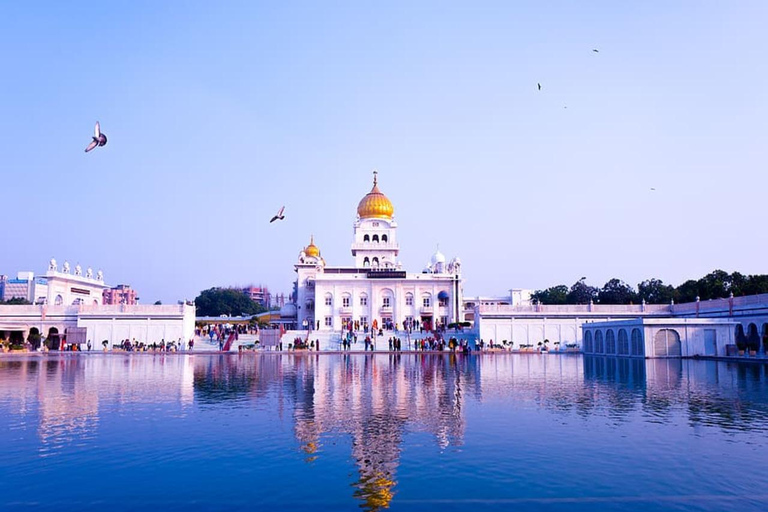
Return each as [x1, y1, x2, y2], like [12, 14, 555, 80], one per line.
[696, 269, 732, 300]
[567, 278, 598, 304]
[638, 278, 676, 304]
[598, 279, 638, 304]
[0, 297, 32, 305]
[154, 300, 162, 305]
[531, 285, 569, 305]
[676, 279, 700, 303]
[194, 288, 267, 317]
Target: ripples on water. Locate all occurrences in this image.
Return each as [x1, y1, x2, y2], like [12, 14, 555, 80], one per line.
[0, 354, 767, 511]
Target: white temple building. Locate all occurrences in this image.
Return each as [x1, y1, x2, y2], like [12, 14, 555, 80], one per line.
[291, 171, 463, 333]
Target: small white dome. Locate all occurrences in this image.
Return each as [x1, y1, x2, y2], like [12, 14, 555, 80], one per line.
[452, 256, 461, 264]
[431, 250, 446, 265]
[280, 303, 297, 318]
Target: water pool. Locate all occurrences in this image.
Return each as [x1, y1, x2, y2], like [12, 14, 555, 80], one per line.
[1, 354, 767, 511]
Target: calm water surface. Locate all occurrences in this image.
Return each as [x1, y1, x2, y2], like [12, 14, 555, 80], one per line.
[1, 354, 768, 511]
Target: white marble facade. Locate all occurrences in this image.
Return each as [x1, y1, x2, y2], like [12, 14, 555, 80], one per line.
[294, 172, 463, 332]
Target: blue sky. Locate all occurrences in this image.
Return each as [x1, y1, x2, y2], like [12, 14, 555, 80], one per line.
[1, 1, 766, 303]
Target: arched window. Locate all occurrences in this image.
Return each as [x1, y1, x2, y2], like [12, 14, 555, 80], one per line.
[618, 329, 629, 355]
[359, 293, 368, 306]
[72, 298, 83, 305]
[405, 293, 414, 307]
[363, 234, 370, 242]
[342, 294, 351, 308]
[595, 330, 604, 353]
[748, 323, 760, 349]
[363, 257, 370, 267]
[382, 234, 388, 242]
[584, 331, 593, 353]
[654, 329, 681, 357]
[631, 328, 643, 356]
[372, 257, 379, 267]
[324, 293, 333, 307]
[372, 234, 379, 243]
[605, 330, 616, 354]
[55, 295, 63, 306]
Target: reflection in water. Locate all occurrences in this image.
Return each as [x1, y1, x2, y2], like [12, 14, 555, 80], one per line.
[1, 354, 768, 510]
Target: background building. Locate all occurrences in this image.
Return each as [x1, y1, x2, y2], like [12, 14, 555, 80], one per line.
[241, 285, 270, 308]
[103, 284, 139, 305]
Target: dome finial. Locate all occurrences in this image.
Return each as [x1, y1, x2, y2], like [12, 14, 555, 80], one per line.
[372, 168, 378, 186]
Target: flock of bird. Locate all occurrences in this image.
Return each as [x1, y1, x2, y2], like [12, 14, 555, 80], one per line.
[82, 46, 651, 226]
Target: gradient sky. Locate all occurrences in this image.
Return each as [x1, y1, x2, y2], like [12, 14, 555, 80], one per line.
[1, 1, 766, 303]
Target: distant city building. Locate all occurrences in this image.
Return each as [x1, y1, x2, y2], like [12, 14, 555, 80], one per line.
[0, 271, 38, 303]
[103, 284, 138, 305]
[241, 285, 270, 307]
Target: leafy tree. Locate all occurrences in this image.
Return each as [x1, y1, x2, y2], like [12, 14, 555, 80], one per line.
[154, 300, 162, 305]
[676, 279, 700, 303]
[194, 288, 267, 317]
[638, 278, 676, 304]
[696, 269, 731, 300]
[598, 279, 638, 304]
[567, 278, 598, 304]
[531, 285, 568, 305]
[0, 297, 32, 305]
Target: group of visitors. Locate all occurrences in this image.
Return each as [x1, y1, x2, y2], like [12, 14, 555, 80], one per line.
[115, 338, 193, 352]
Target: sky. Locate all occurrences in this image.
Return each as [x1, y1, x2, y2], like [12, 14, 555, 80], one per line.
[1, 1, 767, 303]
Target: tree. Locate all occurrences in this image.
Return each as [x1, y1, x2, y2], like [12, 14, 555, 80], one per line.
[696, 269, 731, 300]
[638, 278, 676, 304]
[676, 279, 700, 303]
[154, 300, 162, 305]
[531, 285, 569, 305]
[194, 288, 267, 317]
[0, 297, 32, 305]
[598, 279, 638, 304]
[567, 278, 598, 304]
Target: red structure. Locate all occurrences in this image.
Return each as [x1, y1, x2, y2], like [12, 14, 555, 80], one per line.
[103, 284, 138, 305]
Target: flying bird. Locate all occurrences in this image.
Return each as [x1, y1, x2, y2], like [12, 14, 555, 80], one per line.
[85, 122, 107, 152]
[650, 188, 656, 191]
[592, 49, 599, 53]
[537, 83, 542, 91]
[270, 206, 285, 223]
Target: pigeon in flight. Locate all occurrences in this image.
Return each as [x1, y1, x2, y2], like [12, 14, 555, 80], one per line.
[270, 206, 285, 223]
[85, 122, 108, 153]
[537, 83, 542, 91]
[650, 188, 656, 191]
[592, 49, 599, 53]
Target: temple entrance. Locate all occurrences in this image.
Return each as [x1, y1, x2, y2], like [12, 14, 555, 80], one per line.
[47, 327, 60, 351]
[420, 316, 433, 332]
[28, 327, 41, 350]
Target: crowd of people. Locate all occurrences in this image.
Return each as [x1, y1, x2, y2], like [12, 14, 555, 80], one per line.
[114, 338, 193, 352]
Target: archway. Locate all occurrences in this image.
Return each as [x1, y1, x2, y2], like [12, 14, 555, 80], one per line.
[381, 234, 388, 242]
[606, 330, 616, 354]
[654, 329, 681, 357]
[595, 330, 604, 353]
[584, 331, 593, 353]
[631, 328, 643, 356]
[27, 327, 42, 350]
[47, 327, 60, 351]
[763, 324, 768, 354]
[618, 329, 629, 355]
[363, 234, 370, 242]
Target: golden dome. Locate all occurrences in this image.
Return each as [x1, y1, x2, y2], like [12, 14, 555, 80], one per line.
[305, 235, 320, 258]
[357, 171, 394, 220]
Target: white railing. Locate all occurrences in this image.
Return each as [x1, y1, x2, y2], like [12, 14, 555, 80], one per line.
[350, 242, 400, 251]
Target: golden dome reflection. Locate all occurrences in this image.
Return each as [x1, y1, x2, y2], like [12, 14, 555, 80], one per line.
[357, 170, 394, 220]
